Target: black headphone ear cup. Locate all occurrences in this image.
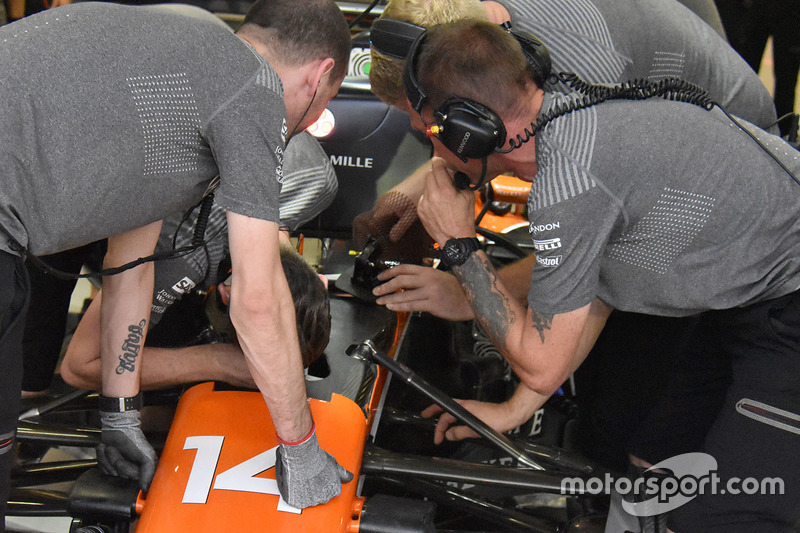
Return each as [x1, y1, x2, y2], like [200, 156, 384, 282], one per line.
[511, 30, 552, 86]
[435, 98, 507, 160]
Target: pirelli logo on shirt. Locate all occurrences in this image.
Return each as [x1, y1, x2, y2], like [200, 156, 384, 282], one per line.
[533, 238, 562, 252]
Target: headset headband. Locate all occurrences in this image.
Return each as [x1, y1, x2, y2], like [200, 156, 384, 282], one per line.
[402, 27, 429, 113]
[369, 18, 426, 60]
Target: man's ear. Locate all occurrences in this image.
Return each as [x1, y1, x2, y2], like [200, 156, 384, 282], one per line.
[217, 283, 231, 306]
[307, 57, 336, 93]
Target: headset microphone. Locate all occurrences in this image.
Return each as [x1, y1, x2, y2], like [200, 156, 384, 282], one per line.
[452, 158, 489, 191]
[453, 171, 471, 190]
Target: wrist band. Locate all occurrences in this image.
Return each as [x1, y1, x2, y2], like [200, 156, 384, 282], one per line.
[277, 423, 315, 446]
[99, 393, 142, 413]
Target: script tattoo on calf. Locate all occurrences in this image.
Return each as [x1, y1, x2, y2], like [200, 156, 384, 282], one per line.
[453, 254, 515, 351]
[116, 319, 146, 375]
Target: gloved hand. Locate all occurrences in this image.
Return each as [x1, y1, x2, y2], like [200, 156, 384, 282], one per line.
[275, 425, 353, 509]
[353, 190, 418, 249]
[97, 410, 158, 492]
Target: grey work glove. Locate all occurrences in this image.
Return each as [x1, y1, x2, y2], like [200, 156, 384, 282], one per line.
[274, 427, 354, 509]
[97, 410, 158, 492]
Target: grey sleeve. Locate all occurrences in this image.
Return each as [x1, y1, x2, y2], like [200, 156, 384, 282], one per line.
[150, 204, 228, 324]
[207, 70, 284, 223]
[526, 189, 621, 315]
[279, 132, 338, 231]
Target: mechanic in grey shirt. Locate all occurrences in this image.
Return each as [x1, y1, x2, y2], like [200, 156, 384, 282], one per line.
[0, 0, 351, 517]
[56, 129, 337, 393]
[369, 0, 776, 130]
[359, 0, 778, 255]
[409, 20, 800, 530]
[148, 131, 337, 324]
[365, 0, 783, 474]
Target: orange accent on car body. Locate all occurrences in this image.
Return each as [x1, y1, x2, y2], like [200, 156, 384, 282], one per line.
[136, 383, 369, 532]
[489, 174, 531, 205]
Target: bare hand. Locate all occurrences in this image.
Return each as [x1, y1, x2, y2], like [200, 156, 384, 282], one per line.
[417, 158, 477, 245]
[420, 399, 527, 445]
[373, 264, 474, 321]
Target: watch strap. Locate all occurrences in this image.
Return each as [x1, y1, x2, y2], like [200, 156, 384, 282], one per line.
[99, 393, 143, 413]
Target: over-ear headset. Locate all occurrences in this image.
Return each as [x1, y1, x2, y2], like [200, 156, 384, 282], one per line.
[398, 20, 551, 161]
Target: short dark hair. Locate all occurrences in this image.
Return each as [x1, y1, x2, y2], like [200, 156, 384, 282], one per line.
[279, 246, 331, 368]
[415, 19, 532, 119]
[238, 0, 351, 81]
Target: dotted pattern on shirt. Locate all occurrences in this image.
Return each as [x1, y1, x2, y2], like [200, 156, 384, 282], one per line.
[726, 117, 800, 167]
[1, 13, 71, 42]
[127, 73, 202, 176]
[649, 51, 686, 80]
[508, 0, 628, 85]
[608, 188, 715, 274]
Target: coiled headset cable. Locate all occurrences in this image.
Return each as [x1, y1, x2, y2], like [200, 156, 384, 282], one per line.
[499, 73, 800, 188]
[499, 74, 716, 153]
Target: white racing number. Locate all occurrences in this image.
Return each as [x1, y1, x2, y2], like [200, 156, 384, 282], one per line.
[181, 436, 301, 514]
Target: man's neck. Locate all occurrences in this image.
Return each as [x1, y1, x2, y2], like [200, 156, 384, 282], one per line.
[503, 88, 545, 181]
[481, 1, 512, 25]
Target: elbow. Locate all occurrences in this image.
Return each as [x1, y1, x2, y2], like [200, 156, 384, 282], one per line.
[514, 363, 571, 398]
[228, 288, 285, 333]
[60, 352, 101, 391]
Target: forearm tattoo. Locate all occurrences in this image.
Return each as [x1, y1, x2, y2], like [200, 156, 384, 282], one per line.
[530, 309, 554, 344]
[453, 254, 514, 351]
[115, 319, 146, 375]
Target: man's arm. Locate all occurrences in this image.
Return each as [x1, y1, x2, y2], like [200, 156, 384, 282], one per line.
[226, 213, 311, 440]
[96, 221, 162, 491]
[61, 292, 253, 391]
[372, 253, 536, 320]
[454, 251, 611, 394]
[417, 158, 611, 395]
[421, 382, 549, 443]
[226, 211, 351, 509]
[100, 221, 162, 397]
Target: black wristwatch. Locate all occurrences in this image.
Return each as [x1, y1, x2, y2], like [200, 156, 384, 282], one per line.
[440, 237, 481, 268]
[99, 393, 143, 413]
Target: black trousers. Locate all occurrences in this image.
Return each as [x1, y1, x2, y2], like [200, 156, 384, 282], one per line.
[714, 0, 800, 134]
[22, 242, 104, 392]
[0, 251, 30, 530]
[664, 291, 800, 531]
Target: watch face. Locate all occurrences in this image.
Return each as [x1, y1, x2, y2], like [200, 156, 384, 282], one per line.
[442, 238, 478, 267]
[443, 242, 462, 263]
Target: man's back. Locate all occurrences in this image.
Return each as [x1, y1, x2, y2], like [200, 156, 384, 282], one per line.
[528, 95, 800, 316]
[0, 3, 284, 255]
[498, 0, 777, 130]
